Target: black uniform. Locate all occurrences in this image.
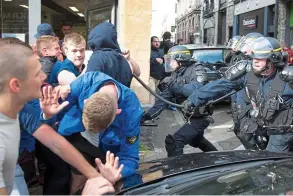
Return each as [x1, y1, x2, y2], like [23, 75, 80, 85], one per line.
[143, 61, 217, 156]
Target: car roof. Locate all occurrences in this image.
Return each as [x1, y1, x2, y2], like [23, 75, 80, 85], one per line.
[182, 44, 228, 50]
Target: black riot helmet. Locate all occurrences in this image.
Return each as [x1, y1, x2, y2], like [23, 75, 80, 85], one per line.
[164, 45, 192, 72]
[250, 37, 284, 68]
[227, 35, 242, 50]
[235, 32, 263, 53]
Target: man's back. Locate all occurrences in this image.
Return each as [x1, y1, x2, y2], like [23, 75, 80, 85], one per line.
[86, 22, 132, 87]
[0, 113, 20, 194]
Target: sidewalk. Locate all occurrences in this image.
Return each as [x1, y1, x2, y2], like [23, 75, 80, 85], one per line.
[139, 104, 243, 162]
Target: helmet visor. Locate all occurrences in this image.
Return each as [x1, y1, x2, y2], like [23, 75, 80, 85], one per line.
[164, 54, 179, 72]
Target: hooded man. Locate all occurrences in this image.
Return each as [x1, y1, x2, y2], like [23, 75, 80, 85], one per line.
[86, 22, 140, 87]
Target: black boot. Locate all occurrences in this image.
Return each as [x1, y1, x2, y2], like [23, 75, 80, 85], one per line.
[165, 135, 183, 157]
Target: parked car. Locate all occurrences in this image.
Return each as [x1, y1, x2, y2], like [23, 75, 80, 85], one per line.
[116, 150, 293, 195]
[182, 44, 231, 82]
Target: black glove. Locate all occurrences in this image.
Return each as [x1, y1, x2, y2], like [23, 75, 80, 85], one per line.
[140, 112, 151, 124]
[280, 66, 293, 83]
[182, 100, 194, 115]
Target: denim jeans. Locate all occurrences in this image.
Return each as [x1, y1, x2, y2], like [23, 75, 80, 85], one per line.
[266, 133, 293, 152]
[11, 164, 29, 195]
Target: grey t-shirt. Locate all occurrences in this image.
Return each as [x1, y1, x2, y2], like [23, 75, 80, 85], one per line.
[0, 113, 20, 194]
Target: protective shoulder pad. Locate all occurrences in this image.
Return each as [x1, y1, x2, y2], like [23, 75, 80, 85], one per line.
[224, 60, 252, 80]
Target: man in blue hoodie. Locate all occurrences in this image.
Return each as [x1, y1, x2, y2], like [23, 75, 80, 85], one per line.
[41, 71, 143, 193]
[86, 22, 140, 87]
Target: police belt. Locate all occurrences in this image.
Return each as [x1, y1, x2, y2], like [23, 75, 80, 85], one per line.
[262, 125, 293, 135]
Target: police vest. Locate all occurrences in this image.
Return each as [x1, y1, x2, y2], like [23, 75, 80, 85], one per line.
[241, 70, 293, 132]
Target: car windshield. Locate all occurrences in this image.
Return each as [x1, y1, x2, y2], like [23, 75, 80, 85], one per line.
[192, 49, 225, 64]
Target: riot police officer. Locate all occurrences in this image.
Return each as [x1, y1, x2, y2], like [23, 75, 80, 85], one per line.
[141, 45, 217, 157]
[229, 32, 263, 65]
[226, 33, 263, 133]
[183, 37, 293, 152]
[225, 35, 242, 64]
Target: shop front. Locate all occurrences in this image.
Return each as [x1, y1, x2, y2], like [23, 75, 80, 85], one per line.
[233, 0, 275, 37]
[238, 9, 264, 36]
[0, 0, 153, 103]
[0, 0, 118, 44]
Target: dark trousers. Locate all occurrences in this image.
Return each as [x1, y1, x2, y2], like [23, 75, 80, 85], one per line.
[173, 117, 216, 153]
[35, 141, 70, 195]
[18, 150, 38, 186]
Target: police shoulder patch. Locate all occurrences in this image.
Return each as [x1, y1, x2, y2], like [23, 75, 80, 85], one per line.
[126, 135, 138, 144]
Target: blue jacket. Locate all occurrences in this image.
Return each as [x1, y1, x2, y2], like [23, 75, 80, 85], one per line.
[49, 59, 81, 85]
[187, 71, 293, 107]
[86, 22, 133, 87]
[19, 100, 42, 154]
[51, 72, 143, 178]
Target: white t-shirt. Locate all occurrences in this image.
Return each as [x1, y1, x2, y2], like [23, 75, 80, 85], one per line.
[81, 131, 99, 147]
[0, 113, 20, 194]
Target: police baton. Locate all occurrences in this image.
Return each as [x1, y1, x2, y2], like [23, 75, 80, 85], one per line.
[205, 90, 237, 106]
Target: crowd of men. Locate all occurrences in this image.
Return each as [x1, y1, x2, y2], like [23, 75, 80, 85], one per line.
[1, 18, 293, 196]
[0, 21, 142, 195]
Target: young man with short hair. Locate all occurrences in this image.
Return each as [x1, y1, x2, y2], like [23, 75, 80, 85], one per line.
[41, 71, 143, 194]
[36, 35, 62, 81]
[49, 33, 85, 86]
[0, 43, 121, 195]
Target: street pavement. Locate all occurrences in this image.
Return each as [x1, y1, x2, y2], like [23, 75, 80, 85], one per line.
[140, 102, 244, 162]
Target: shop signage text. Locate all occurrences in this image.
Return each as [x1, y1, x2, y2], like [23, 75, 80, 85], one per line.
[243, 16, 257, 29]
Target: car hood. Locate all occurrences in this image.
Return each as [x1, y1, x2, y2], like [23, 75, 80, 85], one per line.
[118, 150, 293, 192]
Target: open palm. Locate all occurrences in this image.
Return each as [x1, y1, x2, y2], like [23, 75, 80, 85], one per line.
[40, 86, 69, 118]
[96, 151, 123, 184]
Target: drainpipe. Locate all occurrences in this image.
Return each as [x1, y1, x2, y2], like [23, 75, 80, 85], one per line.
[274, 0, 278, 38]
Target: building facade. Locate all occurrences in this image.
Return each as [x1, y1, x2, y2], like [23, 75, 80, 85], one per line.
[277, 0, 293, 48]
[0, 0, 152, 104]
[161, 0, 177, 42]
[233, 0, 275, 37]
[175, 0, 202, 44]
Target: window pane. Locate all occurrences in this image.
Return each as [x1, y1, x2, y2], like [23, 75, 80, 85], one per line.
[0, 0, 29, 43]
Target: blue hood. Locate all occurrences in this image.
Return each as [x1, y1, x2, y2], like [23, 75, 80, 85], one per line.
[88, 22, 121, 53]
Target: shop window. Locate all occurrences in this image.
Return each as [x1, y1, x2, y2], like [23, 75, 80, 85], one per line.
[0, 0, 29, 43]
[88, 6, 112, 32]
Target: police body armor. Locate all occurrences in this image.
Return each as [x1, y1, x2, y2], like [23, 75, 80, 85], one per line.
[171, 62, 214, 118]
[225, 60, 293, 149]
[240, 69, 293, 135]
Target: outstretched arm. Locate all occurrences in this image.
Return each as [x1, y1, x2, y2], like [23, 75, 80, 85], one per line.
[188, 77, 245, 107]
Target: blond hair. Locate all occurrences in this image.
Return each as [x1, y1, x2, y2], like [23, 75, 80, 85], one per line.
[36, 35, 59, 57]
[64, 33, 85, 47]
[82, 92, 116, 133]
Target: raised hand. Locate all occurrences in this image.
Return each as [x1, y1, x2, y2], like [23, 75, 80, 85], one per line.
[40, 86, 69, 119]
[96, 151, 124, 185]
[121, 48, 130, 60]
